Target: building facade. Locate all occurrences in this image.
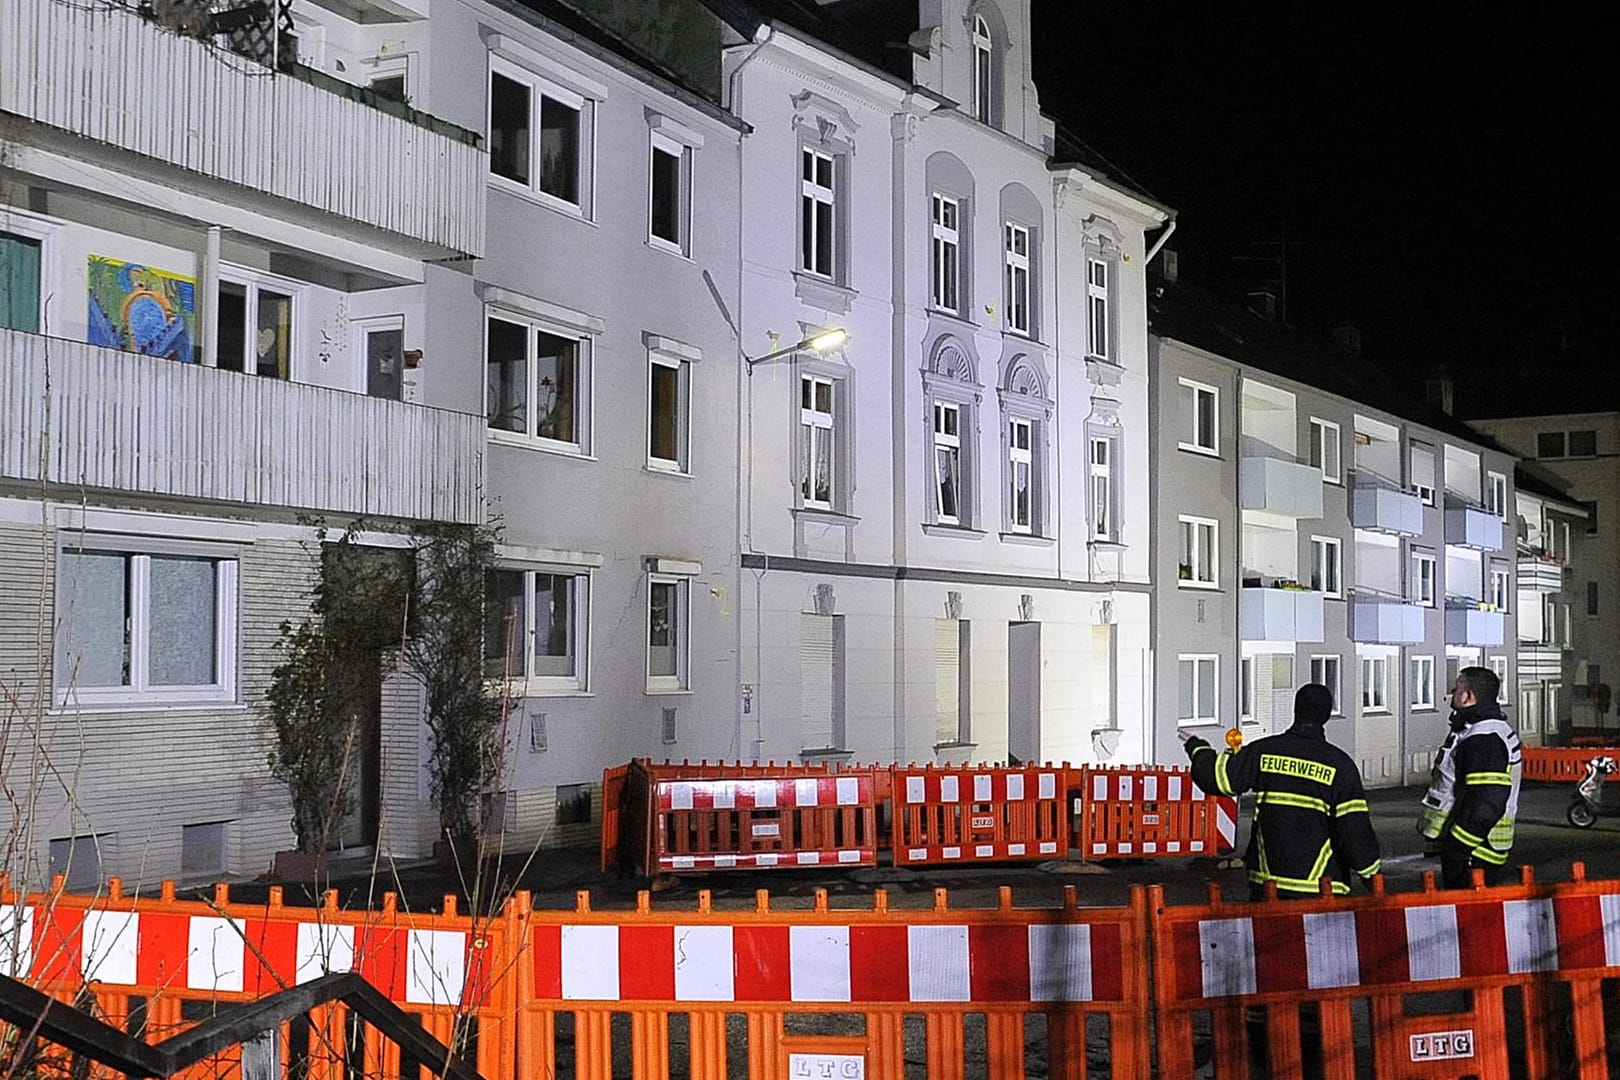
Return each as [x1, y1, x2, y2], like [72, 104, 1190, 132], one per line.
[1511, 474, 1592, 741]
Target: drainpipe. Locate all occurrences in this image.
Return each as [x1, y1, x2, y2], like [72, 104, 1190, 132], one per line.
[1144, 217, 1177, 267]
[200, 225, 221, 367]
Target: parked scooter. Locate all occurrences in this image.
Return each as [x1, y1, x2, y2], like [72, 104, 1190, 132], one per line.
[1567, 755, 1619, 828]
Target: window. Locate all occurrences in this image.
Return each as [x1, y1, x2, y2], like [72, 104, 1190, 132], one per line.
[1310, 655, 1341, 714]
[1411, 550, 1437, 607]
[486, 315, 591, 451]
[930, 194, 960, 313]
[648, 133, 690, 254]
[1309, 418, 1341, 483]
[217, 270, 297, 380]
[647, 575, 689, 691]
[935, 619, 971, 744]
[801, 613, 846, 752]
[483, 568, 589, 691]
[1, 231, 43, 333]
[556, 783, 593, 826]
[1589, 580, 1599, 617]
[1490, 566, 1511, 612]
[1568, 430, 1598, 457]
[1004, 223, 1031, 335]
[489, 62, 591, 212]
[1410, 441, 1436, 505]
[1310, 536, 1342, 598]
[801, 147, 837, 278]
[1485, 471, 1508, 519]
[1087, 258, 1110, 360]
[972, 15, 994, 124]
[1178, 517, 1218, 588]
[933, 401, 963, 525]
[648, 350, 690, 472]
[1411, 655, 1435, 709]
[1177, 655, 1218, 726]
[800, 374, 837, 509]
[1537, 431, 1566, 459]
[1240, 656, 1254, 721]
[355, 316, 405, 401]
[1489, 655, 1510, 698]
[1089, 435, 1115, 541]
[1178, 379, 1219, 454]
[1361, 656, 1388, 713]
[56, 541, 238, 705]
[1008, 418, 1033, 534]
[1582, 500, 1599, 536]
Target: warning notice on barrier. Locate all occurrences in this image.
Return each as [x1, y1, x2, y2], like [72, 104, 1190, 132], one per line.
[752, 822, 781, 837]
[789, 1053, 864, 1078]
[1409, 1029, 1474, 1061]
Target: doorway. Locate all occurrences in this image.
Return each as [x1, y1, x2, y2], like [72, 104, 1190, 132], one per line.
[1007, 621, 1041, 765]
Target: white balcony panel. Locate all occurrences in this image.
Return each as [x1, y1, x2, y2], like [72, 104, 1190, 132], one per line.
[1518, 556, 1563, 594]
[1518, 645, 1563, 680]
[1445, 607, 1505, 648]
[1240, 457, 1324, 519]
[1, 330, 483, 523]
[1350, 484, 1423, 536]
[0, 0, 484, 256]
[1240, 588, 1325, 643]
[1350, 598, 1425, 645]
[1444, 506, 1505, 551]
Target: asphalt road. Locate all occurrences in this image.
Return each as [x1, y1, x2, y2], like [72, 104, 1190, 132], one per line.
[200, 781, 1620, 916]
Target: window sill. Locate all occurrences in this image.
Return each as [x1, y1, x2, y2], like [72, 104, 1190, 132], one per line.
[52, 698, 246, 716]
[922, 522, 987, 540]
[932, 740, 978, 753]
[488, 177, 595, 226]
[646, 237, 693, 261]
[488, 430, 596, 461]
[645, 687, 694, 697]
[1002, 329, 1044, 346]
[1361, 709, 1392, 716]
[1177, 444, 1222, 459]
[1087, 538, 1126, 551]
[1177, 580, 1220, 591]
[926, 307, 977, 329]
[645, 462, 693, 479]
[792, 271, 857, 313]
[793, 506, 860, 526]
[1000, 531, 1055, 547]
[801, 747, 855, 761]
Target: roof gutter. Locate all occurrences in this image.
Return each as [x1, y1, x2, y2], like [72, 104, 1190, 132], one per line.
[1144, 217, 1178, 267]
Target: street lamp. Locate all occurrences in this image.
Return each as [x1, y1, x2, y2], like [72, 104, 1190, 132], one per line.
[744, 327, 848, 374]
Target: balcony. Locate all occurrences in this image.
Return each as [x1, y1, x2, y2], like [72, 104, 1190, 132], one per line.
[1, 329, 484, 523]
[1444, 505, 1505, 551]
[1518, 644, 1564, 680]
[1349, 478, 1423, 536]
[1518, 553, 1565, 593]
[1240, 456, 1323, 519]
[1349, 596, 1425, 645]
[1445, 603, 1506, 648]
[1241, 586, 1325, 643]
[0, 0, 484, 257]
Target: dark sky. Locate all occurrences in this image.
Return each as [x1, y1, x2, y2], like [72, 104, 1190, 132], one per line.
[1031, 5, 1618, 418]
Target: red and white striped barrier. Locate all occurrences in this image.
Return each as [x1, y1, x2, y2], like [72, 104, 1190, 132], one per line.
[655, 774, 870, 811]
[894, 768, 1065, 864]
[661, 850, 870, 871]
[1084, 769, 1239, 857]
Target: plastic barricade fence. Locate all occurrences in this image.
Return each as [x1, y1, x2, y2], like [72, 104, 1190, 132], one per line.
[0, 875, 520, 1080]
[600, 762, 631, 873]
[1150, 866, 1620, 1080]
[1078, 765, 1238, 860]
[889, 764, 1074, 867]
[513, 884, 1154, 1080]
[1522, 745, 1619, 783]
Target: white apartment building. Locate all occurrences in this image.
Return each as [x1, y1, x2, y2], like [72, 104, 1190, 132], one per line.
[715, 0, 1170, 769]
[1150, 283, 1518, 784]
[1511, 471, 1591, 742]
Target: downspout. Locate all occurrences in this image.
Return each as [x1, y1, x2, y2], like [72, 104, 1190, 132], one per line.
[889, 105, 913, 762]
[1144, 217, 1177, 267]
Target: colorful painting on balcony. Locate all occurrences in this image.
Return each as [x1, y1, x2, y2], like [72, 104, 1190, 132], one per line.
[86, 256, 197, 361]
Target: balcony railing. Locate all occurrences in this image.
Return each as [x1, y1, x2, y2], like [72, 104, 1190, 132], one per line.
[1240, 585, 1325, 643]
[0, 0, 485, 256]
[1239, 456, 1323, 519]
[1519, 644, 1564, 680]
[1518, 553, 1565, 593]
[1349, 593, 1425, 645]
[1445, 602, 1506, 648]
[1349, 474, 1423, 536]
[1444, 504, 1506, 551]
[1, 329, 484, 523]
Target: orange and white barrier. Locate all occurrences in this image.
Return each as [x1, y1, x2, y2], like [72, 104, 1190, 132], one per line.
[889, 765, 1071, 867]
[1522, 745, 1620, 783]
[1078, 765, 1239, 860]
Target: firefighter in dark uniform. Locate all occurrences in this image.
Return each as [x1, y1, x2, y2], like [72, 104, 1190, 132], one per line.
[1180, 683, 1383, 899]
[1419, 665, 1521, 888]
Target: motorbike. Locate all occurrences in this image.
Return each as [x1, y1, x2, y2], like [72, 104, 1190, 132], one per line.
[1566, 755, 1619, 828]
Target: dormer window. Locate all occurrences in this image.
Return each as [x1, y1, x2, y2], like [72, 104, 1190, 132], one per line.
[972, 15, 993, 125]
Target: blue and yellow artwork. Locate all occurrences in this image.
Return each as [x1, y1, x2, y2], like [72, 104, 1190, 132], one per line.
[86, 255, 197, 361]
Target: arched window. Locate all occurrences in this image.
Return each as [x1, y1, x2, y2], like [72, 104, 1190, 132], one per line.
[972, 15, 994, 125]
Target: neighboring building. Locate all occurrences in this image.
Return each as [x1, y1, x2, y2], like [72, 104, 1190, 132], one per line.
[1511, 468, 1591, 743]
[1470, 412, 1619, 728]
[1149, 283, 1518, 786]
[712, 0, 1171, 769]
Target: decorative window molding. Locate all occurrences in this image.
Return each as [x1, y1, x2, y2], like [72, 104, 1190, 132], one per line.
[923, 336, 982, 530]
[792, 342, 854, 514]
[997, 352, 1053, 538]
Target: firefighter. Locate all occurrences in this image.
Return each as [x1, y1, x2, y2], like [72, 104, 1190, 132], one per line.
[1179, 682, 1382, 899]
[1419, 665, 1521, 888]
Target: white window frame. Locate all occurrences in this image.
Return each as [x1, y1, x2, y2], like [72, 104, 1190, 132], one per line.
[1310, 655, 1342, 715]
[54, 537, 239, 707]
[1008, 417, 1034, 534]
[800, 373, 838, 510]
[1087, 257, 1111, 360]
[1177, 655, 1219, 727]
[972, 14, 993, 125]
[485, 566, 591, 694]
[1411, 655, 1435, 710]
[1490, 567, 1511, 612]
[1484, 471, 1508, 519]
[1003, 222, 1031, 336]
[0, 209, 59, 335]
[217, 264, 304, 381]
[930, 193, 960, 313]
[1310, 535, 1343, 598]
[1178, 378, 1220, 455]
[1240, 655, 1254, 721]
[648, 131, 691, 255]
[1178, 516, 1219, 589]
[488, 56, 594, 217]
[800, 146, 838, 279]
[1310, 418, 1341, 484]
[1411, 550, 1437, 607]
[1490, 655, 1510, 699]
[1361, 655, 1389, 713]
[646, 573, 690, 693]
[1089, 434, 1115, 542]
[485, 310, 594, 455]
[933, 400, 964, 525]
[646, 344, 693, 474]
[1410, 441, 1437, 506]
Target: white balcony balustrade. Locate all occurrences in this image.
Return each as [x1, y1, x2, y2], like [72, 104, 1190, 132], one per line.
[1240, 586, 1325, 643]
[1349, 477, 1423, 536]
[1349, 595, 1425, 645]
[1240, 456, 1324, 519]
[1444, 505, 1505, 551]
[1517, 554, 1564, 593]
[1445, 603, 1505, 648]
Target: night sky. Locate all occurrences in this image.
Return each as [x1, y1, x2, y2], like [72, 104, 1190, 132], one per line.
[1032, 6, 1618, 418]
